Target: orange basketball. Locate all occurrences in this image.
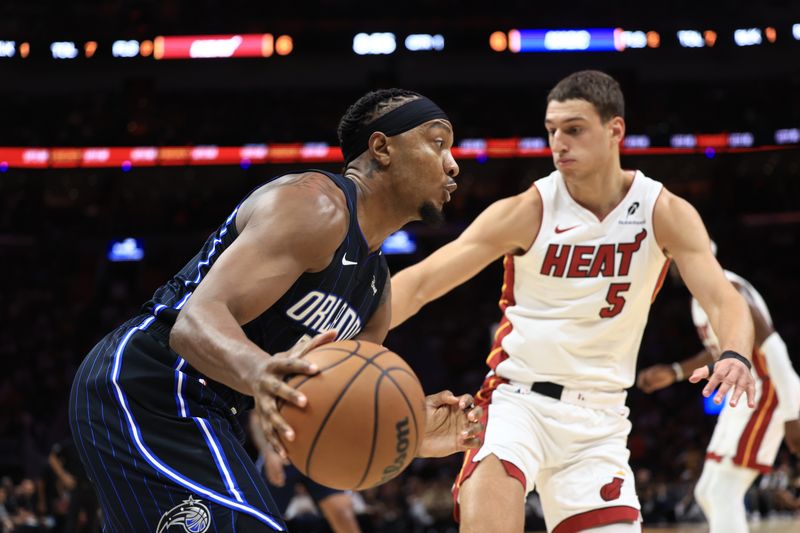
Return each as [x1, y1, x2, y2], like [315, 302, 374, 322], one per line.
[277, 340, 426, 490]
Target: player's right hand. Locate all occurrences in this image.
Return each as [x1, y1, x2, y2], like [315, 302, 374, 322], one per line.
[252, 330, 337, 458]
[636, 364, 676, 393]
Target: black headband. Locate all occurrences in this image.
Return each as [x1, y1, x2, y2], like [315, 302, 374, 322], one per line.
[341, 97, 450, 164]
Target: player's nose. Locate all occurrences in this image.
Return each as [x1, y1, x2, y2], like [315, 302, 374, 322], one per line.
[444, 150, 459, 178]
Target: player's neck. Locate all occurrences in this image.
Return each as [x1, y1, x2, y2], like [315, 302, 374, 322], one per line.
[561, 163, 632, 220]
[345, 170, 408, 252]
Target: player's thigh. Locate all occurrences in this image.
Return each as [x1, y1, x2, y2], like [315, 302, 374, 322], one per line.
[536, 436, 640, 532]
[459, 454, 526, 533]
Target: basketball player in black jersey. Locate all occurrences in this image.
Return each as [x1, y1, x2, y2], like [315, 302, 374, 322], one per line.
[69, 89, 483, 532]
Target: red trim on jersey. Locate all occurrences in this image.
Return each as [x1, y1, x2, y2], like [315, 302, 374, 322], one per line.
[734, 377, 778, 471]
[650, 258, 671, 303]
[706, 451, 724, 463]
[486, 254, 516, 371]
[751, 348, 768, 380]
[451, 374, 514, 522]
[650, 185, 666, 249]
[552, 505, 640, 533]
[522, 183, 543, 253]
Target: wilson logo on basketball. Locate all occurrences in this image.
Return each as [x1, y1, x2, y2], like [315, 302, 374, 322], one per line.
[600, 477, 624, 501]
[380, 417, 411, 483]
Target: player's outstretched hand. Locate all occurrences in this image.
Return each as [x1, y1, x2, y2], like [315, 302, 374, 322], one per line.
[636, 364, 677, 393]
[252, 330, 337, 458]
[418, 390, 484, 458]
[689, 357, 755, 408]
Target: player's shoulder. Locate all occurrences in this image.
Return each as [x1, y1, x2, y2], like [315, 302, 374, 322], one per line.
[240, 171, 350, 244]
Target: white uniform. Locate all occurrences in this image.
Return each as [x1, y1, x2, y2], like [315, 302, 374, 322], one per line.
[456, 170, 669, 532]
[692, 271, 800, 472]
[691, 271, 800, 533]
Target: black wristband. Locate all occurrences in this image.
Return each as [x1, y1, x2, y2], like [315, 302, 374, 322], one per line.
[719, 350, 752, 370]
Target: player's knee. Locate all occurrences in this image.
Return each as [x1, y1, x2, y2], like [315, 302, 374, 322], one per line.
[694, 472, 713, 512]
[459, 456, 525, 532]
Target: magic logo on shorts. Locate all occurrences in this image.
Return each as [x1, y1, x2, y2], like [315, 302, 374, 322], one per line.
[286, 291, 363, 340]
[156, 496, 211, 533]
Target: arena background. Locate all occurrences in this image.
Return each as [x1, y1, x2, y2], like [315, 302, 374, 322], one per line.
[1, 1, 799, 531]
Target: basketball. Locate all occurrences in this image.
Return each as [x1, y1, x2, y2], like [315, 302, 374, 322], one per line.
[277, 340, 427, 490]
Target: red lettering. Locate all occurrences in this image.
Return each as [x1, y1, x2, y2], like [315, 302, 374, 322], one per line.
[540, 244, 571, 277]
[600, 283, 631, 318]
[616, 229, 647, 275]
[588, 244, 616, 277]
[567, 245, 594, 278]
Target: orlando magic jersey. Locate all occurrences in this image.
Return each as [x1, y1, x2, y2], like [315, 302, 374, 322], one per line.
[69, 170, 389, 532]
[143, 169, 389, 410]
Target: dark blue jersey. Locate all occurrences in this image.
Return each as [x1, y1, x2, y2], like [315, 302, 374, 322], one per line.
[142, 169, 389, 411]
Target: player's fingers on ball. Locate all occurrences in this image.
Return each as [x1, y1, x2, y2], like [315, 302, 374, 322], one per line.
[298, 330, 338, 356]
[269, 357, 318, 377]
[269, 410, 296, 442]
[267, 433, 288, 459]
[267, 379, 307, 407]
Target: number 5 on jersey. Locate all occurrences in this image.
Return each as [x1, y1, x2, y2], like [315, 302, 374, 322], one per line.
[600, 283, 630, 318]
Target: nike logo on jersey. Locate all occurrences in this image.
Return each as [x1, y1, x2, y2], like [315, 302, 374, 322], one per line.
[342, 254, 358, 266]
[555, 225, 579, 234]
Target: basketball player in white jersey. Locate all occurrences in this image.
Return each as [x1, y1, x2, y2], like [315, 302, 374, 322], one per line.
[638, 260, 800, 533]
[389, 70, 757, 533]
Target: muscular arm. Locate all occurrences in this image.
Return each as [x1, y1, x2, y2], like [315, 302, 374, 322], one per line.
[390, 187, 542, 328]
[653, 189, 755, 407]
[170, 173, 347, 450]
[170, 174, 347, 394]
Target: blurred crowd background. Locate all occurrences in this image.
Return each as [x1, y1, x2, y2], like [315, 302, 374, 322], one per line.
[2, 1, 800, 531]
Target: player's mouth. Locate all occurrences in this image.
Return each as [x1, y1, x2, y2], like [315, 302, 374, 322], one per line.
[443, 181, 457, 203]
[557, 158, 576, 166]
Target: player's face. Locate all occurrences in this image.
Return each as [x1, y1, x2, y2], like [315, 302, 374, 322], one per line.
[545, 99, 624, 179]
[391, 119, 459, 223]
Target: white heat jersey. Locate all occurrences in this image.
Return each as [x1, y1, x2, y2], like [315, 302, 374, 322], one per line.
[691, 270, 771, 356]
[494, 170, 669, 391]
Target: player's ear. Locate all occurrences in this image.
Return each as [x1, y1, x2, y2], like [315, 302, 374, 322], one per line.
[609, 116, 625, 145]
[368, 132, 391, 167]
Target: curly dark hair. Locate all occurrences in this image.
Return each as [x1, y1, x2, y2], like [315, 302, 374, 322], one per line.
[547, 70, 624, 122]
[337, 88, 421, 149]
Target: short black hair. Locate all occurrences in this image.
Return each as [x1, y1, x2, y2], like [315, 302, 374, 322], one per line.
[337, 88, 421, 149]
[547, 70, 624, 122]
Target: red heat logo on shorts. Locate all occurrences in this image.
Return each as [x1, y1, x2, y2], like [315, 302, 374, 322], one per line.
[600, 477, 624, 501]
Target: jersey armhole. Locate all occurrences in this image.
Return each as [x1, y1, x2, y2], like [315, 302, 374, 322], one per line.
[517, 183, 544, 256]
[649, 184, 669, 261]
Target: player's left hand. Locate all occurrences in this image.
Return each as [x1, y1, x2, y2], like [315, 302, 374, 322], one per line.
[418, 390, 484, 458]
[784, 419, 800, 456]
[689, 357, 755, 408]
